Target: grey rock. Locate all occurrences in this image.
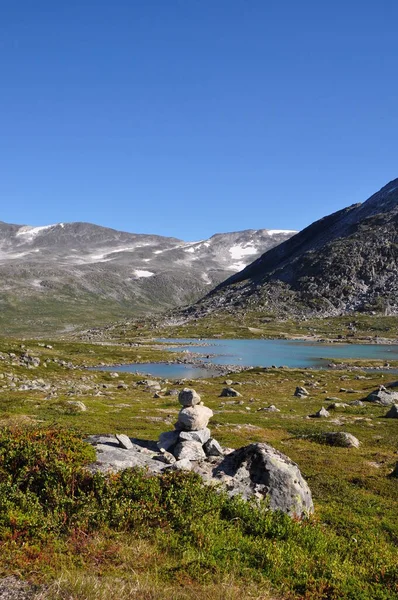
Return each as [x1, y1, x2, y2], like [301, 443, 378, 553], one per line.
[203, 437, 224, 457]
[166, 388, 179, 396]
[178, 387, 201, 407]
[87, 437, 313, 518]
[294, 386, 309, 397]
[322, 432, 360, 448]
[174, 440, 206, 461]
[157, 430, 180, 451]
[205, 443, 313, 518]
[365, 389, 398, 405]
[115, 433, 134, 450]
[179, 427, 210, 444]
[385, 404, 398, 418]
[177, 405, 213, 431]
[350, 400, 365, 407]
[310, 407, 330, 418]
[220, 387, 242, 397]
[224, 379, 233, 385]
[155, 451, 176, 465]
[168, 458, 193, 471]
[65, 400, 87, 412]
[327, 402, 349, 410]
[257, 404, 280, 412]
[86, 435, 164, 474]
[388, 462, 398, 478]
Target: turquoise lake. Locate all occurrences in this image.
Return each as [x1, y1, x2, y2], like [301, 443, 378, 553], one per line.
[96, 338, 398, 379]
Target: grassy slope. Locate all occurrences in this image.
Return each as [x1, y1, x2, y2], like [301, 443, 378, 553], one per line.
[0, 337, 397, 599]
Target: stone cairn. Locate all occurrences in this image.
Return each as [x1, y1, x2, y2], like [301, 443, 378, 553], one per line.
[157, 388, 224, 461]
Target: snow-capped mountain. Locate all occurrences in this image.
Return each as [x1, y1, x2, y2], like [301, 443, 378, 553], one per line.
[0, 221, 297, 333]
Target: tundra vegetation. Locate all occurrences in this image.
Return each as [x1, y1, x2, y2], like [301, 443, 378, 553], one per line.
[0, 326, 397, 599]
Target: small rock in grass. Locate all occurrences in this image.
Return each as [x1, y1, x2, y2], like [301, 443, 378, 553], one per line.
[220, 387, 242, 398]
[294, 386, 309, 397]
[323, 432, 360, 448]
[65, 400, 87, 412]
[116, 433, 134, 450]
[257, 404, 280, 412]
[388, 462, 398, 478]
[310, 407, 330, 418]
[385, 404, 398, 418]
[349, 400, 365, 407]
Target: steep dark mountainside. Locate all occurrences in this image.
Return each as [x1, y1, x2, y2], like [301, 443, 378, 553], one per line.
[0, 221, 296, 333]
[187, 179, 398, 319]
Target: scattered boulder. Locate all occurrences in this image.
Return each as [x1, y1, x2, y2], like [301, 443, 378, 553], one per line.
[309, 407, 330, 418]
[178, 387, 201, 407]
[257, 405, 280, 412]
[220, 387, 242, 398]
[350, 400, 365, 407]
[365, 388, 398, 406]
[322, 432, 360, 448]
[385, 404, 398, 418]
[294, 386, 309, 398]
[388, 462, 398, 478]
[327, 402, 349, 410]
[65, 400, 87, 412]
[210, 443, 314, 517]
[115, 433, 134, 450]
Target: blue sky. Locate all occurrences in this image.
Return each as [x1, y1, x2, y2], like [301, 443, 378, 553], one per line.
[1, 1, 397, 240]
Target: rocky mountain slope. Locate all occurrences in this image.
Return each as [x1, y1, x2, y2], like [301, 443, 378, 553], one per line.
[0, 221, 296, 333]
[186, 178, 398, 319]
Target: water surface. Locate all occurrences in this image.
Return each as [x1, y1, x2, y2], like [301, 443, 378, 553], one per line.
[94, 338, 398, 379]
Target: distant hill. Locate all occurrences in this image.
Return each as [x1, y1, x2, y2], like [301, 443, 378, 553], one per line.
[185, 178, 398, 320]
[0, 221, 296, 333]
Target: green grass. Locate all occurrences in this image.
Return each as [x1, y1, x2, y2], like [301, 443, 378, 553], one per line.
[0, 337, 397, 599]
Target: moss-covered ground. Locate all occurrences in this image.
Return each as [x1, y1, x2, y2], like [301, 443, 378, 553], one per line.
[0, 336, 397, 599]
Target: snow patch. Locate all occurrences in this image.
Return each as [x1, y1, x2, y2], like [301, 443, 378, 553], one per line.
[227, 262, 246, 271]
[387, 186, 398, 195]
[201, 273, 212, 284]
[16, 224, 57, 241]
[229, 244, 257, 260]
[133, 269, 154, 278]
[184, 247, 195, 253]
[267, 229, 297, 236]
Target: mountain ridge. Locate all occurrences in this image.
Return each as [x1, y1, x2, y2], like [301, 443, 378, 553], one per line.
[0, 220, 297, 333]
[187, 178, 398, 319]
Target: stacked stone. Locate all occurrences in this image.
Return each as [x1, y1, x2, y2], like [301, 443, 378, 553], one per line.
[157, 388, 223, 460]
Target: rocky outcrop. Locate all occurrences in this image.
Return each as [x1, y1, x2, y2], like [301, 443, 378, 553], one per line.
[87, 435, 313, 518]
[86, 387, 313, 518]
